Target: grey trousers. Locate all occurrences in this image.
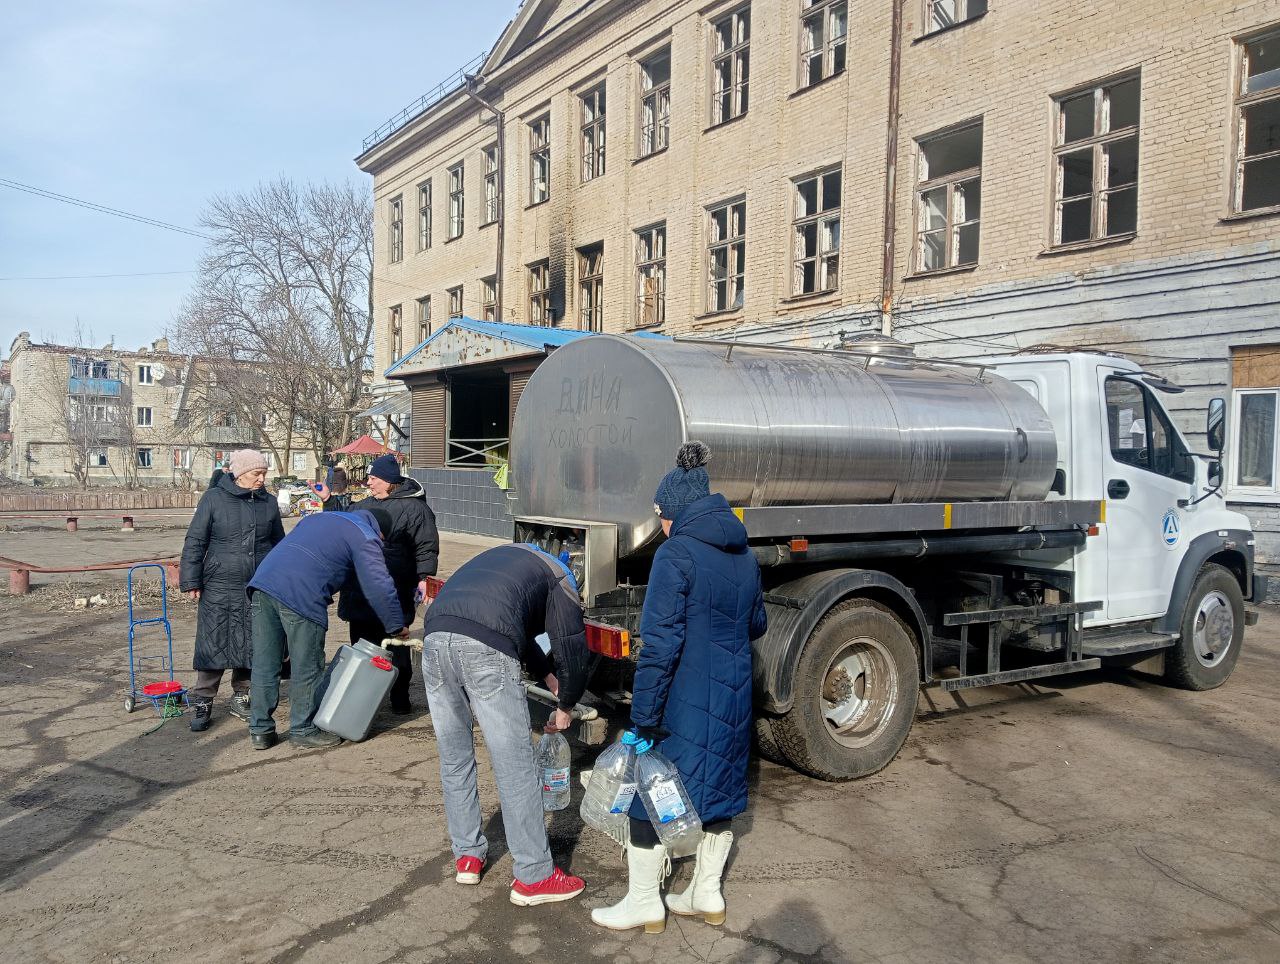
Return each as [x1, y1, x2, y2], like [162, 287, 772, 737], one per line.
[423, 631, 554, 885]
[191, 667, 250, 701]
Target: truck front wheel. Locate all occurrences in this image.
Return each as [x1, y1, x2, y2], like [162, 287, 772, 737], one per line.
[773, 599, 919, 781]
[1164, 563, 1244, 691]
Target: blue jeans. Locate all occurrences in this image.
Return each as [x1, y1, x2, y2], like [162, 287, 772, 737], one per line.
[423, 631, 553, 885]
[249, 592, 328, 737]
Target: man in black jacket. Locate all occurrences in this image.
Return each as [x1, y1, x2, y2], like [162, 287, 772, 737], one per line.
[421, 542, 590, 905]
[313, 454, 439, 713]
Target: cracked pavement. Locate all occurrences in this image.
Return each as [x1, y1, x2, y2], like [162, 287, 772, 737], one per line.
[1, 524, 1278, 962]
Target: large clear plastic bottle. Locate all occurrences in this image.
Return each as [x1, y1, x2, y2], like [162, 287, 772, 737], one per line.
[636, 747, 702, 857]
[535, 728, 571, 811]
[580, 735, 638, 838]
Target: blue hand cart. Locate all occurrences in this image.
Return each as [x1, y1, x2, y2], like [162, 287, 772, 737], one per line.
[123, 563, 187, 717]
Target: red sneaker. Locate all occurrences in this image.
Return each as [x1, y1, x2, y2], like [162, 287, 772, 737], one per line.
[455, 856, 483, 885]
[509, 867, 586, 906]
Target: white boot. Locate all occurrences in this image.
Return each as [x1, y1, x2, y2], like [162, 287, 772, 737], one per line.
[665, 829, 733, 925]
[590, 843, 669, 934]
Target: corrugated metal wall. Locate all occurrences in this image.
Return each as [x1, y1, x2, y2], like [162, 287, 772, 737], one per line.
[410, 381, 446, 469]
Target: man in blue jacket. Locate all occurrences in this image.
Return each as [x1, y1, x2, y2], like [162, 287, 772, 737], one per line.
[247, 508, 407, 750]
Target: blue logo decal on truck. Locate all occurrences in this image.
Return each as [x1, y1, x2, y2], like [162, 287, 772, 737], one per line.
[1161, 508, 1181, 547]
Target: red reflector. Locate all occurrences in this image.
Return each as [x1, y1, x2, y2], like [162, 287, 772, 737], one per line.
[371, 656, 393, 671]
[423, 576, 445, 598]
[586, 622, 631, 659]
[789, 537, 809, 553]
[1087, 525, 1100, 537]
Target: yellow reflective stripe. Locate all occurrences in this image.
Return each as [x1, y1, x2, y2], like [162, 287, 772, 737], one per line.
[943, 503, 953, 529]
[732, 507, 744, 521]
[1099, 499, 1106, 523]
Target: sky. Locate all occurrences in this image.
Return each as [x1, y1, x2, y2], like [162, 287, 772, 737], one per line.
[0, 0, 516, 355]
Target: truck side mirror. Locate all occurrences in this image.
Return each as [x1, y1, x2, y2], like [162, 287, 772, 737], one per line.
[1208, 460, 1223, 489]
[1206, 397, 1225, 454]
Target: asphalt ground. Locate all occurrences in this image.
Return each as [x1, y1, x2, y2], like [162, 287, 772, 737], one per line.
[0, 525, 1278, 962]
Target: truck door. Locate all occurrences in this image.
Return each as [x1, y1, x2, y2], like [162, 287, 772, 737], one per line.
[1097, 370, 1196, 620]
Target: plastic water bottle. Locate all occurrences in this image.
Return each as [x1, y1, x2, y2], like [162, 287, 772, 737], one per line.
[580, 737, 638, 838]
[636, 748, 702, 857]
[536, 728, 571, 811]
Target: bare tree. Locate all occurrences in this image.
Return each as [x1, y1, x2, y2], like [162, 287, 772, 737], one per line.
[170, 178, 373, 468]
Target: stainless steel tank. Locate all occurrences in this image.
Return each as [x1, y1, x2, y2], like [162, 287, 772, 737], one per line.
[511, 335, 1058, 557]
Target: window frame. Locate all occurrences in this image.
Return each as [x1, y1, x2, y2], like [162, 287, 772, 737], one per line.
[639, 48, 671, 158]
[1228, 386, 1280, 499]
[529, 114, 551, 205]
[481, 276, 498, 321]
[136, 447, 153, 469]
[922, 0, 987, 37]
[528, 260, 551, 326]
[135, 406, 153, 428]
[88, 448, 109, 468]
[914, 120, 983, 274]
[706, 197, 747, 314]
[447, 162, 465, 240]
[577, 242, 604, 332]
[418, 180, 432, 251]
[1232, 28, 1280, 215]
[580, 84, 607, 182]
[482, 145, 500, 226]
[390, 304, 403, 360]
[710, 6, 751, 127]
[1051, 73, 1141, 247]
[799, 0, 847, 90]
[1103, 376, 1194, 484]
[137, 364, 153, 385]
[791, 167, 842, 295]
[173, 447, 192, 470]
[634, 222, 667, 329]
[448, 285, 464, 319]
[389, 194, 404, 263]
[416, 296, 431, 342]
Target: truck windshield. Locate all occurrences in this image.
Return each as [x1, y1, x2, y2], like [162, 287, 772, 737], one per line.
[1104, 376, 1194, 483]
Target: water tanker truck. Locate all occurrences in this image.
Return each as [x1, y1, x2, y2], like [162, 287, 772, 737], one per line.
[490, 334, 1263, 781]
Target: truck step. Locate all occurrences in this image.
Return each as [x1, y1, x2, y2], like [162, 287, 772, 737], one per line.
[1081, 632, 1178, 657]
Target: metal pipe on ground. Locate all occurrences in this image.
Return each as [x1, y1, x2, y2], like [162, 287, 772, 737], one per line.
[752, 529, 1086, 568]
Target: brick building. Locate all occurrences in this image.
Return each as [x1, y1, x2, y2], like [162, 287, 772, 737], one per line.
[356, 0, 1280, 582]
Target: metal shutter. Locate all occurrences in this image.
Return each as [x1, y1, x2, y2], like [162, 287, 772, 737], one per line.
[509, 369, 534, 433]
[410, 381, 446, 468]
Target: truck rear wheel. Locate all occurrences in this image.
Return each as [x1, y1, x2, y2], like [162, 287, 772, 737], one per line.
[1164, 563, 1244, 691]
[753, 714, 787, 764]
[773, 599, 919, 781]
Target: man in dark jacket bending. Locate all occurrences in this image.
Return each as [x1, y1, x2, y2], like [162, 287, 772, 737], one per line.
[314, 453, 439, 713]
[247, 509, 407, 750]
[421, 543, 589, 906]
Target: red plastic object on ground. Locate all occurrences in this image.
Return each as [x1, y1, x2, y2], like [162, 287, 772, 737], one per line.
[141, 680, 184, 696]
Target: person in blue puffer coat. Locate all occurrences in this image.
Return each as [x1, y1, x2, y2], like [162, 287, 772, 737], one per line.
[592, 441, 767, 935]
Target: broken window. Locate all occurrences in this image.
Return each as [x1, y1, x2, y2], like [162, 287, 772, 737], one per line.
[581, 85, 606, 181]
[639, 49, 671, 157]
[1053, 75, 1140, 245]
[793, 168, 841, 294]
[635, 223, 666, 328]
[925, 0, 986, 34]
[416, 296, 431, 342]
[711, 6, 750, 126]
[481, 277, 497, 321]
[447, 162, 464, 240]
[418, 180, 432, 251]
[578, 243, 604, 331]
[390, 304, 403, 359]
[448, 285, 463, 319]
[389, 195, 404, 263]
[529, 261, 551, 326]
[916, 121, 982, 272]
[529, 115, 551, 204]
[482, 146, 499, 225]
[800, 0, 847, 89]
[136, 447, 153, 469]
[708, 198, 746, 312]
[1235, 29, 1280, 212]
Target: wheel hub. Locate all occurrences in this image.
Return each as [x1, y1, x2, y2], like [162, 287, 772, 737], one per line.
[820, 637, 899, 749]
[1192, 591, 1234, 668]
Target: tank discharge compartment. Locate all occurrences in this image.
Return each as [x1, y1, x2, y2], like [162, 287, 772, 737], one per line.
[511, 335, 1057, 558]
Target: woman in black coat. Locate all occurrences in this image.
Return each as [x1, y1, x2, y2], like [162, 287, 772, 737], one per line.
[180, 450, 284, 731]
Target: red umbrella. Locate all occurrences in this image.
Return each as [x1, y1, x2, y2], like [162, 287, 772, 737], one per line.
[332, 434, 390, 456]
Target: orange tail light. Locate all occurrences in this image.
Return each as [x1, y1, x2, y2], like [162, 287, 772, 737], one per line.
[586, 622, 631, 659]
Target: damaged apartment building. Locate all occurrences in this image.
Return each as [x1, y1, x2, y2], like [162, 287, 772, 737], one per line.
[356, 0, 1280, 590]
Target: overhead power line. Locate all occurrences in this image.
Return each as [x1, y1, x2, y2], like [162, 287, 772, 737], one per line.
[0, 269, 196, 281]
[0, 177, 213, 241]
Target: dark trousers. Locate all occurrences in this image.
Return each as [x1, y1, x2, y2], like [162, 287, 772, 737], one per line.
[348, 620, 413, 708]
[191, 667, 250, 701]
[630, 817, 732, 849]
[249, 593, 328, 736]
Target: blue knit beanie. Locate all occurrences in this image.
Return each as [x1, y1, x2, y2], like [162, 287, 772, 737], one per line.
[653, 441, 711, 522]
[369, 453, 404, 484]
